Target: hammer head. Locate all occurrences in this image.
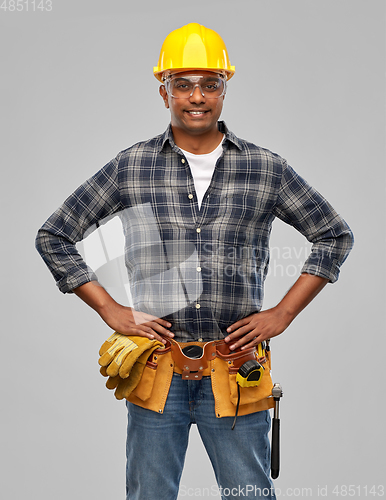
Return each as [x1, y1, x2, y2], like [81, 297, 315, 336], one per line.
[272, 383, 283, 399]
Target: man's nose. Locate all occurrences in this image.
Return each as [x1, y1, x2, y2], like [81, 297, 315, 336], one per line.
[189, 85, 205, 103]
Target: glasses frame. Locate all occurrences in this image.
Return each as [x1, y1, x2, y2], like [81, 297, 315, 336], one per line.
[163, 74, 227, 99]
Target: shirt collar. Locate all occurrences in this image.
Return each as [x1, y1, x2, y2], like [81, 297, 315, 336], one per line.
[159, 121, 243, 153]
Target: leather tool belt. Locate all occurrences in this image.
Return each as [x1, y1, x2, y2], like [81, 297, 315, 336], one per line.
[168, 339, 264, 380]
[127, 338, 274, 417]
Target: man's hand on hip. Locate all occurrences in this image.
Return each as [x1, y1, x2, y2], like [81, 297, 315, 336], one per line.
[99, 301, 173, 344]
[225, 273, 329, 350]
[225, 307, 292, 350]
[73, 280, 174, 345]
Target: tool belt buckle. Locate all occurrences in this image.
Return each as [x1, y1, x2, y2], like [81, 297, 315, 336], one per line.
[170, 342, 215, 380]
[181, 362, 207, 380]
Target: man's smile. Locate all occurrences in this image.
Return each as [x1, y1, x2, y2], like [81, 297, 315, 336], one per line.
[185, 110, 209, 117]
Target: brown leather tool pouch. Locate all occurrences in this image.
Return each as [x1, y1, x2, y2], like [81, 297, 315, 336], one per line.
[211, 341, 274, 418]
[131, 359, 157, 402]
[129, 343, 174, 413]
[130, 340, 212, 407]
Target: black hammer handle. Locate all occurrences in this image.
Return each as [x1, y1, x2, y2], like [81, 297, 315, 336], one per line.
[271, 416, 280, 479]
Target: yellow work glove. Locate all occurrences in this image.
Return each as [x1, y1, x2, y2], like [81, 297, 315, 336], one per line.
[98, 332, 163, 379]
[100, 347, 159, 400]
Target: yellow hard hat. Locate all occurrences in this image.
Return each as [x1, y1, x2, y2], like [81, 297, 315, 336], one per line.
[153, 23, 235, 82]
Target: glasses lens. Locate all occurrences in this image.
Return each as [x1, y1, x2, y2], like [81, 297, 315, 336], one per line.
[167, 76, 225, 98]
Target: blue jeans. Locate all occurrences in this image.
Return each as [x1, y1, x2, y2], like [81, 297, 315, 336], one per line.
[126, 373, 276, 499]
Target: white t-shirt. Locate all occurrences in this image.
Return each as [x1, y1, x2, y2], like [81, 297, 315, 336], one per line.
[180, 137, 224, 208]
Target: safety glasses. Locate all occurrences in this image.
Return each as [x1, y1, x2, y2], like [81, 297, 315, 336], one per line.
[164, 74, 227, 99]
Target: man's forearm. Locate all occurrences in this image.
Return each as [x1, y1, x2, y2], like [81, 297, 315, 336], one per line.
[73, 280, 116, 315]
[276, 273, 329, 322]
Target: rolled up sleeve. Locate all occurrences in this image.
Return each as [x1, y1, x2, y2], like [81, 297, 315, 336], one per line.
[35, 155, 122, 293]
[273, 160, 354, 283]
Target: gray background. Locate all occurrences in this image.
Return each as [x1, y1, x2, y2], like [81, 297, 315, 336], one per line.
[1, 0, 385, 498]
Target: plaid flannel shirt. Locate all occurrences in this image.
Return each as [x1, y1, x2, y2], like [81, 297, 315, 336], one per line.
[36, 122, 353, 342]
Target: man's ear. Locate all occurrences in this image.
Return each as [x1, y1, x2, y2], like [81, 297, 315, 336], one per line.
[159, 85, 169, 109]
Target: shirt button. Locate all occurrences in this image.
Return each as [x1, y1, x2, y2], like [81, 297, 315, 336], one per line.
[181, 159, 186, 164]
[196, 228, 201, 233]
[196, 267, 201, 272]
[188, 194, 194, 200]
[195, 303, 201, 309]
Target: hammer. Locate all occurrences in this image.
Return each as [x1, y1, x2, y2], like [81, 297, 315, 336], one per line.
[271, 383, 283, 479]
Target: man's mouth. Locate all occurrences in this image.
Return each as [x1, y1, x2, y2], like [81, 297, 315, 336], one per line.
[185, 110, 208, 116]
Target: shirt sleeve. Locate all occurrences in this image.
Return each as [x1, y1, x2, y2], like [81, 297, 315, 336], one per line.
[35, 155, 122, 293]
[273, 160, 354, 283]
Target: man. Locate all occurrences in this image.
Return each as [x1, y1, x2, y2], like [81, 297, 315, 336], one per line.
[36, 23, 353, 500]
